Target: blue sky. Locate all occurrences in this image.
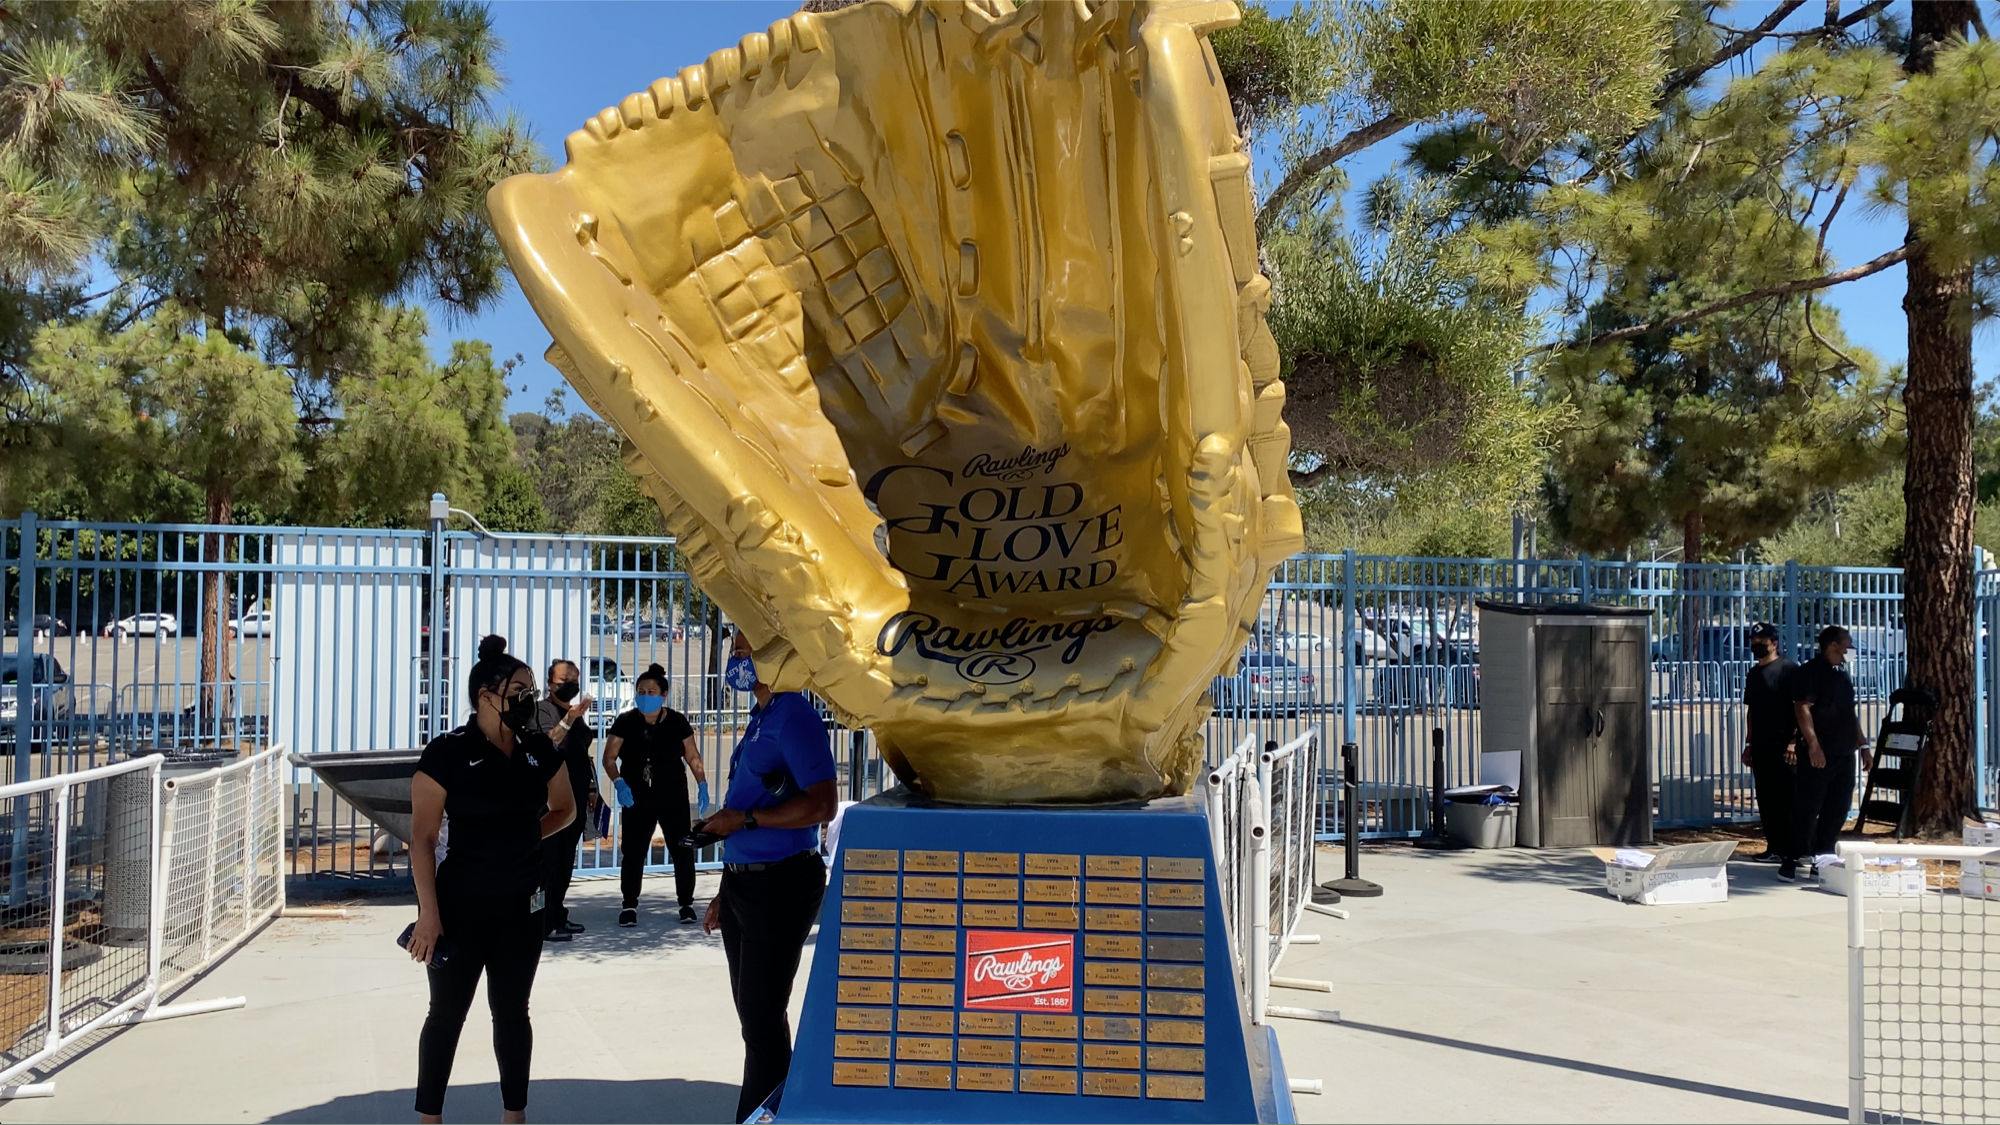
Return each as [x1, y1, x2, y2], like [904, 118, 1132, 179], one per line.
[453, 1, 1994, 416]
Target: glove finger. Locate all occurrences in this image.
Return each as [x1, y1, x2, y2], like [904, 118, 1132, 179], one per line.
[488, 162, 901, 714]
[1120, 5, 1294, 754]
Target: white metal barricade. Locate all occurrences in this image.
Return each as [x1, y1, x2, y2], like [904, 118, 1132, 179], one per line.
[1840, 841, 2000, 1125]
[0, 747, 285, 1099]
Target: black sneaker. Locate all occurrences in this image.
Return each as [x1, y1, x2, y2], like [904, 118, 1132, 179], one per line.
[619, 908, 638, 928]
[679, 905, 698, 924]
[1778, 859, 1799, 881]
[544, 929, 572, 943]
[561, 920, 585, 934]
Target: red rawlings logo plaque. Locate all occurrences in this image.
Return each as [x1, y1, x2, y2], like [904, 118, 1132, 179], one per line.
[963, 930, 1074, 1011]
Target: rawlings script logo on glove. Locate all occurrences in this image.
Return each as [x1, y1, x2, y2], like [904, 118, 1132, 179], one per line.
[488, 0, 1301, 803]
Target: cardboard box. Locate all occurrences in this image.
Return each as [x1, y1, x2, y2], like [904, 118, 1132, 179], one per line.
[1589, 841, 1736, 905]
[1444, 801, 1517, 849]
[1962, 873, 2000, 900]
[1818, 857, 1929, 898]
[1959, 821, 2000, 883]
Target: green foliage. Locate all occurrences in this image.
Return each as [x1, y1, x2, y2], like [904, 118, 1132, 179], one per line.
[1298, 482, 1511, 558]
[1266, 177, 1563, 511]
[1210, 0, 1353, 132]
[306, 308, 516, 526]
[1355, 0, 1674, 165]
[0, 1, 542, 528]
[1864, 38, 2000, 278]
[1541, 296, 1900, 559]
[13, 305, 302, 517]
[478, 468, 547, 534]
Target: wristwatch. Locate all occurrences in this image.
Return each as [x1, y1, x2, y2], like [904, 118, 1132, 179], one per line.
[743, 810, 759, 831]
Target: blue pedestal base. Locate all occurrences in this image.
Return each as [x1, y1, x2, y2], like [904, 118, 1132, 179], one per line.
[772, 790, 1295, 1123]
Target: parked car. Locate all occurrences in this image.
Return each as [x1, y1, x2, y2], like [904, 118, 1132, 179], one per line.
[621, 616, 674, 640]
[229, 609, 275, 638]
[583, 656, 637, 723]
[1277, 631, 1329, 654]
[1369, 615, 1478, 664]
[0, 653, 75, 743]
[1210, 651, 1317, 716]
[107, 613, 178, 638]
[3, 614, 70, 637]
[589, 613, 618, 635]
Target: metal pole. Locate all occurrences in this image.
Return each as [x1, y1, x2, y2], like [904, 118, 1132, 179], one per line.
[1341, 549, 1358, 749]
[1247, 786, 1269, 1025]
[11, 511, 38, 908]
[427, 494, 448, 741]
[1416, 727, 1453, 850]
[1323, 742, 1382, 897]
[1846, 841, 1866, 1124]
[848, 728, 866, 803]
[41, 783, 68, 1054]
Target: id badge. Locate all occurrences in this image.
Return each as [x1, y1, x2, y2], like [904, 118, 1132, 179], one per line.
[530, 889, 545, 914]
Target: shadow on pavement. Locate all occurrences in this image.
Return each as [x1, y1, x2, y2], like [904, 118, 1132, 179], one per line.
[267, 1077, 738, 1124]
[1336, 1019, 1846, 1119]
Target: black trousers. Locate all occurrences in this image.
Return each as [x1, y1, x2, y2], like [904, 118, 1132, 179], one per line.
[541, 820, 584, 931]
[415, 893, 544, 1115]
[1748, 743, 1796, 856]
[620, 797, 695, 909]
[1792, 752, 1859, 860]
[720, 852, 827, 1123]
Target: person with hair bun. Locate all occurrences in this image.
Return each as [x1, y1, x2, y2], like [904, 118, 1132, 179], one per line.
[408, 635, 576, 1124]
[601, 662, 708, 926]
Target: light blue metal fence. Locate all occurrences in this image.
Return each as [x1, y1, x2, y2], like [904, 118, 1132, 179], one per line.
[4, 504, 1972, 881]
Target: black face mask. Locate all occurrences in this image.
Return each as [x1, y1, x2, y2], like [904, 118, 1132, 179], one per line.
[1751, 641, 1772, 659]
[551, 682, 580, 704]
[498, 689, 539, 734]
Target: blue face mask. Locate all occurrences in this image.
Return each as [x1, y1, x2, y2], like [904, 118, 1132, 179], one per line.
[725, 655, 758, 693]
[634, 694, 664, 716]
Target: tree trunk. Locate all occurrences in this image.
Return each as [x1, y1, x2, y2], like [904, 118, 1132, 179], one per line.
[1904, 0, 1981, 834]
[200, 487, 233, 744]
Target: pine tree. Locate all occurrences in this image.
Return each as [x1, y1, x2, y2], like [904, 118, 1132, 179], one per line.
[0, 1, 541, 730]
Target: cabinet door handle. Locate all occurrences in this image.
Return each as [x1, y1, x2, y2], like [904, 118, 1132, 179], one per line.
[1594, 708, 1606, 737]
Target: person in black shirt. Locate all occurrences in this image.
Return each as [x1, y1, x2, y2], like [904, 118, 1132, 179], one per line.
[1784, 625, 1875, 880]
[537, 658, 597, 942]
[408, 635, 575, 1124]
[602, 662, 709, 927]
[1740, 622, 1798, 863]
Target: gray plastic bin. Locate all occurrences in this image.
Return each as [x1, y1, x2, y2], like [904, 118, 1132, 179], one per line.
[1445, 801, 1518, 849]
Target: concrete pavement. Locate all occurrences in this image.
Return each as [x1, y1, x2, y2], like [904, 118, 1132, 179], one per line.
[2, 847, 1852, 1123]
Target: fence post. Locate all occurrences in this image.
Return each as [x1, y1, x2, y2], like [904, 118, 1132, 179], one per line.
[1579, 553, 1594, 605]
[1784, 559, 1801, 663]
[426, 493, 448, 741]
[10, 512, 37, 909]
[14, 510, 37, 786]
[1846, 845, 1866, 1124]
[1974, 548, 1988, 810]
[43, 782, 68, 1053]
[1341, 548, 1358, 749]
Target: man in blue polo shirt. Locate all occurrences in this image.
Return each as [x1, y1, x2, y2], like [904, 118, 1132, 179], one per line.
[697, 628, 837, 1122]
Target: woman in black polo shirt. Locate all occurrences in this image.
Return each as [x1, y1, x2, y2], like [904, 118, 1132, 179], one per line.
[407, 635, 576, 1124]
[602, 662, 708, 927]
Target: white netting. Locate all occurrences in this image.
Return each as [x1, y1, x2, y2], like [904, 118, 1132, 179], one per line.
[1262, 731, 1319, 976]
[0, 760, 158, 1086]
[1846, 844, 2000, 1124]
[159, 751, 284, 992]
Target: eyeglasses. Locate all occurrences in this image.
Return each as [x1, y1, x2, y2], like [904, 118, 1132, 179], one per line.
[499, 687, 540, 705]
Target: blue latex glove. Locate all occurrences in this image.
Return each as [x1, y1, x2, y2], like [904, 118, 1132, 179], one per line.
[697, 781, 711, 816]
[613, 778, 634, 808]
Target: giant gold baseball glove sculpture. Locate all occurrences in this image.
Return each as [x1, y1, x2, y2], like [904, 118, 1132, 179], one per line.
[488, 0, 1300, 805]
